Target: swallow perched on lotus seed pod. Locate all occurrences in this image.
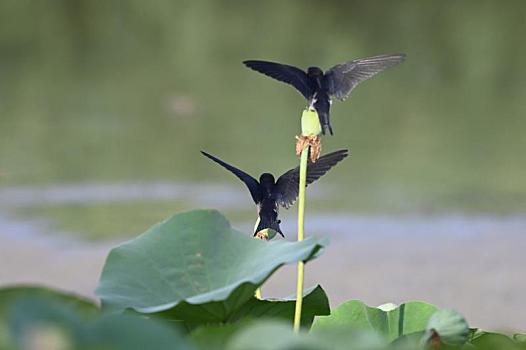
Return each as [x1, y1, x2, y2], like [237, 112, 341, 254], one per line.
[201, 149, 348, 237]
[243, 53, 406, 135]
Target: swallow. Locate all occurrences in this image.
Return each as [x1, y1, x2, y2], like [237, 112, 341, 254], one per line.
[243, 53, 406, 135]
[201, 149, 348, 237]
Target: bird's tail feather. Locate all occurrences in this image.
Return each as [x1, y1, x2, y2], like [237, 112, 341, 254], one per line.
[313, 97, 333, 135]
[319, 111, 333, 135]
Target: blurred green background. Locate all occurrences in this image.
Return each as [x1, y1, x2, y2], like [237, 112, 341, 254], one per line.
[1, 0, 525, 239]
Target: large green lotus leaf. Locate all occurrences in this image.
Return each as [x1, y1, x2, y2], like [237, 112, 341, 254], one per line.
[227, 320, 305, 350]
[84, 314, 193, 350]
[469, 330, 524, 350]
[0, 286, 98, 349]
[311, 300, 438, 342]
[96, 210, 327, 319]
[187, 285, 329, 347]
[226, 319, 386, 350]
[0, 286, 98, 316]
[515, 334, 526, 346]
[189, 323, 241, 350]
[156, 284, 329, 330]
[229, 285, 329, 327]
[2, 287, 192, 350]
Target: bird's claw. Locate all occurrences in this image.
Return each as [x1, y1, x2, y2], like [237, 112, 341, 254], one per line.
[295, 135, 321, 162]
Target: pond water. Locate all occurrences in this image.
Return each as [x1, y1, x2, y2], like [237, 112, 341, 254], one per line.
[1, 182, 525, 240]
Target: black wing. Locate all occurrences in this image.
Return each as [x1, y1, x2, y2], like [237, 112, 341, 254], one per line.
[324, 53, 406, 101]
[201, 151, 262, 204]
[274, 149, 349, 208]
[243, 60, 316, 100]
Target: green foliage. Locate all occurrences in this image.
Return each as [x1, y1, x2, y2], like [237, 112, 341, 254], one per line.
[422, 309, 469, 346]
[311, 301, 478, 349]
[0, 286, 98, 317]
[1, 210, 524, 349]
[312, 300, 438, 342]
[190, 323, 242, 350]
[515, 334, 526, 344]
[228, 320, 308, 350]
[96, 210, 327, 326]
[468, 330, 526, 350]
[0, 287, 192, 350]
[184, 286, 330, 346]
[0, 286, 98, 349]
[150, 284, 329, 331]
[223, 285, 330, 328]
[227, 319, 386, 350]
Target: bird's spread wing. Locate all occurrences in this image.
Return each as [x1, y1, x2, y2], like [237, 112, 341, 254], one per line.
[201, 151, 262, 203]
[243, 60, 316, 100]
[324, 53, 406, 101]
[274, 149, 349, 208]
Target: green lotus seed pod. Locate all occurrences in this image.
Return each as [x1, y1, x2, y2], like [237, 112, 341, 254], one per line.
[257, 228, 278, 240]
[253, 217, 278, 240]
[301, 108, 322, 136]
[422, 309, 469, 346]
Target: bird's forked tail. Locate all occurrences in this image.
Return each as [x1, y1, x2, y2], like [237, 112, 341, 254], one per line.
[319, 111, 334, 135]
[313, 97, 333, 135]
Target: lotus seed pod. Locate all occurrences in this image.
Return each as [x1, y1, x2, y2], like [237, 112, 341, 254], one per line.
[301, 108, 322, 137]
[422, 309, 469, 347]
[253, 217, 277, 240]
[254, 228, 278, 240]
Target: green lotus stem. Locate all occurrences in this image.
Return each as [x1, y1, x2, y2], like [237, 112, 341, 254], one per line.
[293, 144, 309, 332]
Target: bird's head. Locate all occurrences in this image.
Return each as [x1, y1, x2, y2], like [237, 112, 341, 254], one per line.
[307, 66, 324, 77]
[259, 173, 275, 186]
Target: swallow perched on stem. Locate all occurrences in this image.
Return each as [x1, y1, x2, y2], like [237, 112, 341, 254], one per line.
[201, 149, 348, 237]
[243, 53, 406, 135]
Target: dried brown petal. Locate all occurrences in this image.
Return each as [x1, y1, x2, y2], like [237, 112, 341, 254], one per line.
[295, 135, 322, 162]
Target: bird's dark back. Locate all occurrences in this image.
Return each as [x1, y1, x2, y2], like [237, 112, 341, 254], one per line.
[307, 66, 324, 89]
[256, 173, 279, 228]
[259, 196, 279, 219]
[259, 173, 275, 192]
